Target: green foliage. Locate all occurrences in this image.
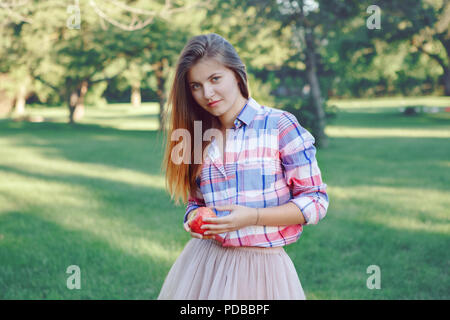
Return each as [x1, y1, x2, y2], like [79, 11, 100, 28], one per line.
[327, 35, 445, 98]
[84, 82, 108, 108]
[0, 0, 195, 111]
[0, 0, 448, 120]
[247, 72, 276, 107]
[280, 95, 338, 139]
[1, 98, 449, 299]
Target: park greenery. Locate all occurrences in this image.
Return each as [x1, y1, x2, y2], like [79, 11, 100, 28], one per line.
[0, 97, 449, 299]
[0, 0, 449, 300]
[0, 0, 449, 146]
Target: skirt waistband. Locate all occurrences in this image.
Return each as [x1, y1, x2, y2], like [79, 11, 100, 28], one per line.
[207, 239, 284, 254]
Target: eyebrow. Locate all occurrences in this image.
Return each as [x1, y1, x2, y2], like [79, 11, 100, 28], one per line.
[189, 73, 221, 84]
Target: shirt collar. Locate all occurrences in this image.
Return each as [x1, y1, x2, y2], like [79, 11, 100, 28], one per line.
[232, 97, 259, 129]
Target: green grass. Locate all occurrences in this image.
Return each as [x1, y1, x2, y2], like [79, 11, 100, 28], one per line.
[0, 98, 449, 299]
[329, 95, 450, 109]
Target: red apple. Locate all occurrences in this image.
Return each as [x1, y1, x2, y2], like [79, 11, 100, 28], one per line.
[188, 207, 216, 235]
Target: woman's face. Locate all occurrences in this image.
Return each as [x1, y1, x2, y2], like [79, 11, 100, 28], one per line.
[187, 58, 247, 128]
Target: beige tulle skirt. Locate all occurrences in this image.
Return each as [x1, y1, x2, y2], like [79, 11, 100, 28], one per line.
[157, 238, 306, 300]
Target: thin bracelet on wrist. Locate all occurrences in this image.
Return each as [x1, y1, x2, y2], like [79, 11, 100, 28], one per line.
[255, 208, 260, 225]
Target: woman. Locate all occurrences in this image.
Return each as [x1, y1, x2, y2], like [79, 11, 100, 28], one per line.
[158, 33, 329, 300]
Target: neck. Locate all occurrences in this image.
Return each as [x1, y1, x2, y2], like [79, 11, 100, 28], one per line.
[219, 95, 248, 130]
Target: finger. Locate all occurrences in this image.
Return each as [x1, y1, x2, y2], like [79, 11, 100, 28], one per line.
[201, 223, 228, 231]
[202, 217, 226, 224]
[214, 205, 234, 211]
[183, 221, 191, 232]
[190, 231, 203, 239]
[204, 230, 228, 236]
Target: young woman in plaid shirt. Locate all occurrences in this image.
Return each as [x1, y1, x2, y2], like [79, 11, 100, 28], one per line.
[158, 33, 329, 300]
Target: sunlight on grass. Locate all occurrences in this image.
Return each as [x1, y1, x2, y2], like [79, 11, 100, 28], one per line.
[0, 138, 166, 190]
[0, 134, 180, 264]
[6, 102, 162, 131]
[329, 96, 450, 109]
[93, 102, 160, 114]
[440, 161, 450, 168]
[1, 98, 448, 299]
[80, 115, 160, 131]
[0, 193, 19, 215]
[326, 126, 450, 138]
[368, 215, 450, 235]
[0, 170, 181, 263]
[330, 185, 450, 235]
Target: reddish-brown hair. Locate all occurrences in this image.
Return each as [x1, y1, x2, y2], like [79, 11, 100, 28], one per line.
[161, 33, 249, 205]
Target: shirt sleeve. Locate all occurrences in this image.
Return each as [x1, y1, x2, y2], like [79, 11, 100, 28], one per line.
[184, 186, 206, 224]
[277, 111, 329, 225]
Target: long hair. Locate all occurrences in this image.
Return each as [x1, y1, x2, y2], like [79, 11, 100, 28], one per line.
[161, 33, 249, 205]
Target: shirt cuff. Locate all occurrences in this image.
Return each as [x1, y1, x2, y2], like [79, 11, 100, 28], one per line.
[184, 205, 201, 224]
[289, 197, 320, 225]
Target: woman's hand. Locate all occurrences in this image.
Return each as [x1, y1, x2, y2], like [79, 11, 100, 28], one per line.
[200, 204, 257, 236]
[183, 209, 215, 240]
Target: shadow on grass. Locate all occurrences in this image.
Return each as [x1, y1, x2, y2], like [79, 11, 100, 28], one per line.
[317, 132, 449, 192]
[0, 119, 164, 137]
[0, 120, 168, 178]
[0, 163, 188, 248]
[0, 211, 172, 299]
[1, 109, 449, 299]
[1, 112, 449, 190]
[86, 113, 160, 121]
[287, 210, 449, 299]
[332, 109, 450, 129]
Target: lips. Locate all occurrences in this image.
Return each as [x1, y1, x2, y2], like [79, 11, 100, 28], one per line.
[207, 100, 222, 107]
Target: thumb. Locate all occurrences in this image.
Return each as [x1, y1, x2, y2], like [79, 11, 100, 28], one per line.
[183, 220, 191, 232]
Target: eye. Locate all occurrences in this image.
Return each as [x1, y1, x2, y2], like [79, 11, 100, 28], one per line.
[191, 83, 200, 90]
[212, 76, 220, 82]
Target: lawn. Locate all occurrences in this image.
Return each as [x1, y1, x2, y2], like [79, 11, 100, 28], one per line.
[0, 97, 449, 299]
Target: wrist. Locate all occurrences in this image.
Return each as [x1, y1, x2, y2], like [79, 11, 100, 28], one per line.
[254, 208, 260, 225]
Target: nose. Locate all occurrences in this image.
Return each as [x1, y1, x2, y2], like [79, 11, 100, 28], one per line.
[203, 83, 214, 100]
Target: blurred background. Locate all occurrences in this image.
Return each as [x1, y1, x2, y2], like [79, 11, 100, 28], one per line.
[0, 0, 449, 299]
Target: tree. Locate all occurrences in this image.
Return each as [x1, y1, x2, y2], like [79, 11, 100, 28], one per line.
[72, 0, 210, 129]
[208, 0, 365, 147]
[0, 0, 208, 126]
[376, 0, 450, 95]
[0, 2, 37, 116]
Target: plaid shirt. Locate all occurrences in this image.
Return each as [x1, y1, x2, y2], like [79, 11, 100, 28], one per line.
[184, 97, 329, 247]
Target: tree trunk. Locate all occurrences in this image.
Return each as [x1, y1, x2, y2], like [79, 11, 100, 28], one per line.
[68, 91, 77, 124]
[14, 83, 27, 115]
[69, 80, 88, 123]
[155, 59, 168, 132]
[444, 68, 450, 96]
[131, 83, 141, 108]
[304, 28, 328, 148]
[0, 89, 14, 115]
